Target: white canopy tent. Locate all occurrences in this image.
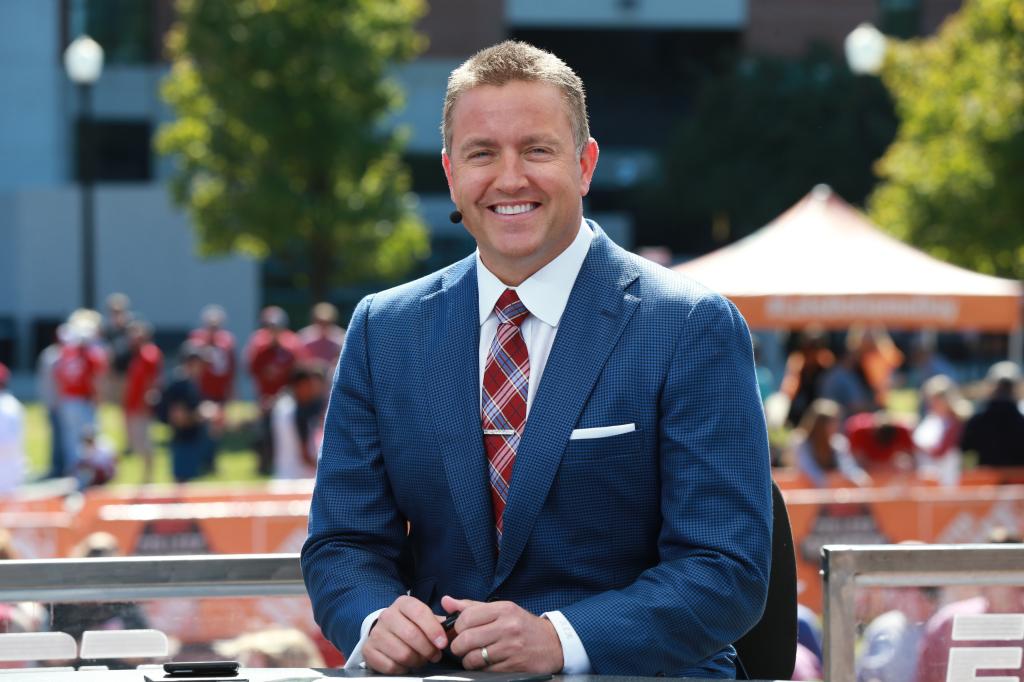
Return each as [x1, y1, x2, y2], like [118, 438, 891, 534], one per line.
[673, 186, 1021, 361]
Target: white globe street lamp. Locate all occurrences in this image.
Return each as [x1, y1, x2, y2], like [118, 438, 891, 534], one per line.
[63, 36, 105, 310]
[844, 23, 888, 76]
[63, 35, 104, 85]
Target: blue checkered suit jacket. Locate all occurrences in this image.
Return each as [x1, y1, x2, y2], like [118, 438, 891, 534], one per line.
[302, 223, 772, 677]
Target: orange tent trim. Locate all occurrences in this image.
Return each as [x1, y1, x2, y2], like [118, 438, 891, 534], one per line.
[673, 185, 1022, 331]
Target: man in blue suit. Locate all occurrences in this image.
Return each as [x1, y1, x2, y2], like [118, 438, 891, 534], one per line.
[302, 41, 771, 678]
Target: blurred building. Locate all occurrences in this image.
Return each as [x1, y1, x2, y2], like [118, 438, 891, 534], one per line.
[0, 0, 962, 387]
[0, 0, 257, 384]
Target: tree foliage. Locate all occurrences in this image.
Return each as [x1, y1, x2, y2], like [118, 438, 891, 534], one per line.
[156, 0, 429, 299]
[639, 49, 896, 254]
[869, 0, 1024, 279]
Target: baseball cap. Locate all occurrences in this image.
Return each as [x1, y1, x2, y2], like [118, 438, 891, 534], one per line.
[987, 361, 1022, 385]
[201, 304, 226, 327]
[261, 306, 289, 329]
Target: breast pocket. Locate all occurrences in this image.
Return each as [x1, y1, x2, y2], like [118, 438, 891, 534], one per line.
[562, 427, 644, 462]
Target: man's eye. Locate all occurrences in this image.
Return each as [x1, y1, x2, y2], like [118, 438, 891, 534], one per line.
[527, 147, 552, 156]
[468, 150, 492, 160]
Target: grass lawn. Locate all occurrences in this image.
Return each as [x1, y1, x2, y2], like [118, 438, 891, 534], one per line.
[23, 390, 922, 486]
[24, 402, 266, 485]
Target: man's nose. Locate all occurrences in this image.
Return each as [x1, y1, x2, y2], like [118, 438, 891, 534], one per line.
[493, 154, 528, 193]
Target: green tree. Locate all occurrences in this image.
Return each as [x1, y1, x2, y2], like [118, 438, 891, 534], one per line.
[639, 49, 896, 254]
[156, 0, 429, 300]
[869, 0, 1024, 279]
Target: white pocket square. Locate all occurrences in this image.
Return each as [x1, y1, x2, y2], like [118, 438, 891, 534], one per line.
[569, 423, 636, 440]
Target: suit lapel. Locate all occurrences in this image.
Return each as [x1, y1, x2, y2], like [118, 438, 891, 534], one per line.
[493, 229, 641, 589]
[422, 256, 497, 581]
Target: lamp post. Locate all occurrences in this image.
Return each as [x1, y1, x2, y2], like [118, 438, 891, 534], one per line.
[63, 35, 104, 310]
[844, 22, 888, 76]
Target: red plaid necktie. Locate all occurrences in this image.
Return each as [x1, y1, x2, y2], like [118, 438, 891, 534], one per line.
[482, 288, 530, 546]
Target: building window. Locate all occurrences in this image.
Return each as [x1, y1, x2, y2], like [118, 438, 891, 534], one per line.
[33, 319, 65, 367]
[76, 119, 153, 182]
[880, 0, 921, 38]
[66, 0, 157, 64]
[0, 318, 16, 370]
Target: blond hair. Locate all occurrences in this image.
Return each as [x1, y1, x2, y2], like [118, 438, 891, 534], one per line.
[442, 40, 590, 156]
[796, 398, 841, 441]
[922, 374, 973, 421]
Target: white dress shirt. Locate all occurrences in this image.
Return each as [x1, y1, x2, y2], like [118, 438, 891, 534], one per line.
[346, 219, 594, 673]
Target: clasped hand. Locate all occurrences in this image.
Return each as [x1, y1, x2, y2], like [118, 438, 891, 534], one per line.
[363, 594, 564, 674]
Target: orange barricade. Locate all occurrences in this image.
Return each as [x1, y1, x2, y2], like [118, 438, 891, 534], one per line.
[0, 480, 315, 557]
[783, 483, 1024, 612]
[5, 473, 1024, 623]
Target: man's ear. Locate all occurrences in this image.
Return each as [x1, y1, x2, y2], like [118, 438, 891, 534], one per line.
[579, 138, 600, 197]
[442, 149, 456, 203]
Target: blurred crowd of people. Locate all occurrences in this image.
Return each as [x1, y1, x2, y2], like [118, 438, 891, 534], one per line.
[4, 310, 1023, 493]
[0, 293, 346, 491]
[772, 324, 1024, 487]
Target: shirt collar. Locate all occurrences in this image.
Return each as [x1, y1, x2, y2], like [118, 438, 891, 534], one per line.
[476, 218, 594, 327]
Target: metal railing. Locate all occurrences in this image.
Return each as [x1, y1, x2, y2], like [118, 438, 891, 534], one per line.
[0, 553, 304, 603]
[821, 543, 1024, 682]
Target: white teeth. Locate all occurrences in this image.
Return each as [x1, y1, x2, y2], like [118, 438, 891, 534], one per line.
[493, 203, 536, 215]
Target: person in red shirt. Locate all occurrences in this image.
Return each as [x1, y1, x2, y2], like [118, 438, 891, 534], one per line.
[54, 312, 108, 476]
[188, 304, 236, 404]
[122, 321, 163, 484]
[246, 306, 308, 475]
[846, 411, 917, 474]
[298, 302, 346, 370]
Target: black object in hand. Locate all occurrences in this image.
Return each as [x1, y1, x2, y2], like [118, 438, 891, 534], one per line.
[441, 611, 460, 631]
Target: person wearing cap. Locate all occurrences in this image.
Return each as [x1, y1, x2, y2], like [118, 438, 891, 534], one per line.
[53, 311, 108, 476]
[298, 303, 347, 369]
[157, 343, 217, 482]
[0, 363, 26, 495]
[960, 361, 1024, 467]
[245, 306, 308, 476]
[100, 292, 135, 404]
[36, 325, 68, 479]
[123, 321, 164, 484]
[188, 304, 237, 404]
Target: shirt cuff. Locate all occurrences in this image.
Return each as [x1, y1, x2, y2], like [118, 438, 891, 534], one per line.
[343, 607, 387, 670]
[542, 610, 591, 674]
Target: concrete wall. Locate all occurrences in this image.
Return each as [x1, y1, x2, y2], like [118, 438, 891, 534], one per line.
[745, 0, 963, 57]
[392, 58, 461, 153]
[0, 0, 67, 189]
[420, 0, 506, 57]
[745, 0, 878, 57]
[506, 0, 746, 29]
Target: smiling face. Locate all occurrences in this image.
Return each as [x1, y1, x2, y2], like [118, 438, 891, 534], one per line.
[443, 80, 599, 285]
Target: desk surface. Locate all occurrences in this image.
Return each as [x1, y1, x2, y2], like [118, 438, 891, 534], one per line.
[0, 670, 781, 682]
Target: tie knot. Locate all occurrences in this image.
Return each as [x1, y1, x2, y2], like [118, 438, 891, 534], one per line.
[494, 289, 529, 327]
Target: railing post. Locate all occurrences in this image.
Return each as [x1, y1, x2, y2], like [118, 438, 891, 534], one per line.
[822, 545, 857, 682]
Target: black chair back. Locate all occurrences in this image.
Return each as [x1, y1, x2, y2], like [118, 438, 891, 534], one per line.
[734, 480, 798, 680]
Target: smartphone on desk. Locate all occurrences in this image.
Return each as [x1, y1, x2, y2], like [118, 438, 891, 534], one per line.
[163, 660, 240, 677]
